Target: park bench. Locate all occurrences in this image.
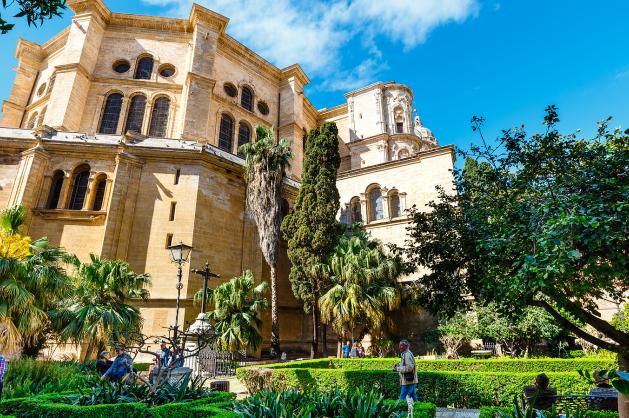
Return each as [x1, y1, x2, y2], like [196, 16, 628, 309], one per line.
[525, 393, 618, 412]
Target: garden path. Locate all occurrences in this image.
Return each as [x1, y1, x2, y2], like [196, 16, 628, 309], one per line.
[436, 408, 480, 418]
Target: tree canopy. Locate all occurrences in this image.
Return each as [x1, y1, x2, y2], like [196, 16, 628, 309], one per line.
[401, 106, 629, 365]
[0, 0, 66, 34]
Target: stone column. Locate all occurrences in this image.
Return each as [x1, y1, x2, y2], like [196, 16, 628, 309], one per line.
[100, 150, 144, 260]
[0, 40, 43, 128]
[359, 192, 368, 223]
[46, 0, 108, 131]
[7, 143, 50, 232]
[381, 187, 390, 220]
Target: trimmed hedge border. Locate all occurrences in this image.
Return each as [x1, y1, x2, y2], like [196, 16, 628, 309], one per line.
[263, 358, 617, 373]
[0, 391, 237, 418]
[237, 367, 598, 407]
[384, 400, 437, 418]
[479, 406, 619, 418]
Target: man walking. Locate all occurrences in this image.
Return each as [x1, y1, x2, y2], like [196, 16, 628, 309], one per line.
[0, 353, 6, 400]
[394, 339, 418, 401]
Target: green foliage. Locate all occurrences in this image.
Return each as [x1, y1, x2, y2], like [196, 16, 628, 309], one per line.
[437, 310, 477, 357]
[480, 406, 618, 418]
[195, 270, 269, 351]
[238, 358, 616, 407]
[611, 304, 628, 332]
[234, 387, 434, 417]
[0, 392, 236, 418]
[578, 369, 629, 395]
[0, 0, 66, 33]
[282, 122, 342, 355]
[51, 254, 151, 359]
[319, 226, 404, 339]
[0, 205, 25, 234]
[2, 359, 91, 399]
[401, 108, 629, 360]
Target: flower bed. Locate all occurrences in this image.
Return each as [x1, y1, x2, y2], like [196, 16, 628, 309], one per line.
[0, 391, 237, 418]
[237, 358, 614, 408]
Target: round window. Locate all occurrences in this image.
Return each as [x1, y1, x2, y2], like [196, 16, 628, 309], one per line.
[159, 64, 176, 78]
[112, 60, 131, 73]
[257, 101, 270, 116]
[224, 83, 238, 98]
[37, 82, 47, 96]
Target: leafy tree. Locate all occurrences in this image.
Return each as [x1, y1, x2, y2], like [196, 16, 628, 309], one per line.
[319, 226, 403, 353]
[239, 126, 292, 357]
[282, 122, 342, 358]
[0, 205, 70, 356]
[194, 270, 269, 351]
[401, 106, 629, 368]
[51, 254, 150, 360]
[0, 0, 66, 34]
[612, 304, 629, 332]
[437, 311, 476, 358]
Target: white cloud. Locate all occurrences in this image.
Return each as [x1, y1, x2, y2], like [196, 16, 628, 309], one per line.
[143, 0, 478, 90]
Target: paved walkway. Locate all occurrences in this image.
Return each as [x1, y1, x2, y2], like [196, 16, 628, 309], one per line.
[436, 408, 480, 418]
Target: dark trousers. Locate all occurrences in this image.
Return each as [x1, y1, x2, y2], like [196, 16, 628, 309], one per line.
[0, 380, 3, 400]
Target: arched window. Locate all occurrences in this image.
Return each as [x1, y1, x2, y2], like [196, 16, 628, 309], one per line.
[237, 122, 251, 156]
[92, 175, 107, 211]
[350, 196, 362, 223]
[369, 187, 383, 221]
[218, 113, 234, 152]
[398, 149, 410, 159]
[394, 106, 404, 133]
[98, 93, 123, 134]
[68, 165, 90, 210]
[27, 112, 38, 129]
[47, 170, 64, 209]
[134, 56, 154, 80]
[149, 97, 170, 137]
[124, 95, 147, 134]
[389, 191, 401, 218]
[38, 107, 47, 126]
[46, 75, 55, 95]
[241, 86, 253, 112]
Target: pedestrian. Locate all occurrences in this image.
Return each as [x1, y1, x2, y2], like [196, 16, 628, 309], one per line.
[96, 351, 113, 376]
[169, 348, 184, 369]
[157, 343, 171, 368]
[349, 342, 359, 358]
[102, 347, 133, 382]
[357, 342, 365, 358]
[341, 341, 351, 358]
[393, 339, 418, 401]
[0, 353, 6, 400]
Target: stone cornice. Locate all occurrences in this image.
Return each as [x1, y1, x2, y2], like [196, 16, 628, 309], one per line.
[2, 101, 25, 113]
[15, 38, 45, 62]
[213, 95, 274, 127]
[24, 93, 51, 112]
[337, 145, 455, 179]
[281, 64, 310, 86]
[67, 0, 111, 20]
[42, 28, 69, 57]
[186, 72, 216, 89]
[92, 77, 183, 92]
[189, 3, 229, 33]
[344, 81, 385, 98]
[218, 35, 281, 82]
[318, 103, 348, 121]
[55, 63, 92, 80]
[108, 14, 188, 33]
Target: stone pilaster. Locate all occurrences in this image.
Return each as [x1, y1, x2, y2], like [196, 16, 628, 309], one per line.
[100, 150, 144, 260]
[46, 0, 109, 131]
[279, 65, 310, 180]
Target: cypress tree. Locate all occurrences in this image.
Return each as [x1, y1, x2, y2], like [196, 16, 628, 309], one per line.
[281, 122, 342, 358]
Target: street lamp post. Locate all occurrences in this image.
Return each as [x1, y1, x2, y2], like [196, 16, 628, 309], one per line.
[168, 241, 193, 342]
[191, 261, 221, 314]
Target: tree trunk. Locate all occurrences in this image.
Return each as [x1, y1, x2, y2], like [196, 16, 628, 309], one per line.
[270, 265, 281, 358]
[322, 324, 328, 357]
[311, 298, 319, 359]
[619, 351, 629, 418]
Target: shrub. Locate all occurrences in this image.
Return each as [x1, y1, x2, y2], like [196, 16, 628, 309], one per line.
[238, 366, 597, 407]
[233, 388, 436, 418]
[2, 359, 92, 399]
[479, 405, 619, 418]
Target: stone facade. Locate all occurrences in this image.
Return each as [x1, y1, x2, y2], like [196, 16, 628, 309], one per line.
[0, 1, 454, 355]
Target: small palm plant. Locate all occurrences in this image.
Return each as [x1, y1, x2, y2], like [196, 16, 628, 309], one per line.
[239, 126, 292, 356]
[195, 270, 269, 351]
[51, 254, 151, 359]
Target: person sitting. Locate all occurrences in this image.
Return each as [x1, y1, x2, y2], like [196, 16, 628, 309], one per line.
[587, 370, 618, 411]
[102, 347, 133, 382]
[96, 351, 113, 376]
[524, 373, 557, 410]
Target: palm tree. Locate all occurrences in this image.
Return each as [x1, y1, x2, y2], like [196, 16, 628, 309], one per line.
[319, 227, 403, 355]
[194, 270, 269, 351]
[0, 205, 70, 356]
[52, 254, 150, 359]
[239, 126, 292, 357]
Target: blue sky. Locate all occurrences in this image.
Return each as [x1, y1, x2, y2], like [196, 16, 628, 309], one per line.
[1, 0, 628, 156]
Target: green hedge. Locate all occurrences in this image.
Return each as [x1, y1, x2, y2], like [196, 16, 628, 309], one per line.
[264, 357, 617, 373]
[479, 406, 619, 418]
[0, 392, 236, 418]
[238, 367, 596, 408]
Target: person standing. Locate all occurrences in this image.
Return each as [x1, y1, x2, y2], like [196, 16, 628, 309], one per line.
[394, 339, 418, 401]
[0, 353, 6, 400]
[341, 341, 351, 358]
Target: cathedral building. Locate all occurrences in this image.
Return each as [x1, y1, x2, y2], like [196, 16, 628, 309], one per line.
[0, 0, 454, 354]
